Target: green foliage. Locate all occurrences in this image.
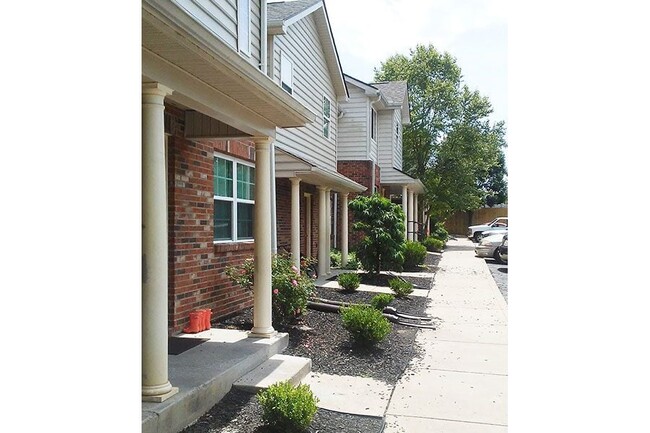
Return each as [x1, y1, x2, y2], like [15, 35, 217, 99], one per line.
[349, 194, 405, 275]
[430, 222, 449, 242]
[341, 251, 360, 270]
[370, 293, 395, 310]
[226, 254, 315, 326]
[337, 272, 361, 291]
[422, 236, 445, 252]
[340, 305, 392, 346]
[374, 44, 508, 220]
[389, 277, 414, 298]
[257, 381, 318, 432]
[403, 240, 427, 270]
[330, 249, 341, 268]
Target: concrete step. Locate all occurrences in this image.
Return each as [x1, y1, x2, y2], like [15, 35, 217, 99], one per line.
[233, 354, 312, 393]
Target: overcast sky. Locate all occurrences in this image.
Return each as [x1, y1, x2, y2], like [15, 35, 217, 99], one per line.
[323, 0, 507, 127]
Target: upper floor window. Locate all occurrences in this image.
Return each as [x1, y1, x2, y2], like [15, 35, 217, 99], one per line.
[281, 52, 293, 94]
[395, 123, 400, 142]
[323, 96, 331, 138]
[237, 0, 250, 55]
[214, 156, 255, 242]
[371, 108, 378, 141]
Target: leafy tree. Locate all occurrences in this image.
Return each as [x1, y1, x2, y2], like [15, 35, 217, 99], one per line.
[349, 194, 405, 275]
[374, 44, 507, 221]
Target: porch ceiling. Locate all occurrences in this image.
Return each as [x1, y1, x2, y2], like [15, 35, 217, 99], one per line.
[142, 3, 316, 137]
[380, 167, 425, 194]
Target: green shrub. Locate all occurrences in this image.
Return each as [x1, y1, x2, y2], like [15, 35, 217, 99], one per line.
[422, 236, 445, 252]
[257, 381, 318, 432]
[370, 293, 395, 310]
[389, 277, 414, 298]
[341, 251, 360, 270]
[340, 305, 392, 345]
[330, 249, 341, 267]
[403, 241, 427, 269]
[337, 272, 361, 291]
[226, 254, 315, 326]
[430, 222, 449, 242]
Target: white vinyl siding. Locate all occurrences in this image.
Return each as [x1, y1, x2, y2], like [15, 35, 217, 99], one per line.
[322, 95, 332, 139]
[377, 109, 402, 170]
[172, 0, 262, 70]
[393, 109, 403, 170]
[337, 85, 370, 160]
[272, 14, 338, 170]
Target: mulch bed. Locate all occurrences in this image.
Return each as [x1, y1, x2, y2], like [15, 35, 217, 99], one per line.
[181, 253, 441, 433]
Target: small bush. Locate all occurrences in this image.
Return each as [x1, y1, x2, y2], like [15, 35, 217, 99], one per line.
[340, 305, 392, 345]
[389, 277, 414, 298]
[430, 222, 449, 242]
[257, 381, 318, 432]
[370, 293, 395, 310]
[341, 251, 360, 270]
[330, 249, 341, 268]
[337, 272, 361, 291]
[422, 236, 445, 252]
[403, 241, 427, 269]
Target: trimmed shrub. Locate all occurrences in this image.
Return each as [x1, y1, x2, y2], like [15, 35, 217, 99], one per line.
[370, 293, 395, 310]
[330, 249, 341, 268]
[389, 277, 414, 298]
[257, 381, 318, 432]
[340, 305, 392, 346]
[403, 241, 427, 269]
[337, 272, 361, 291]
[430, 222, 449, 242]
[422, 236, 445, 252]
[341, 251, 360, 270]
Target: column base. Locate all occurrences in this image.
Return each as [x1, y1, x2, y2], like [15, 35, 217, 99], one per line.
[142, 386, 179, 403]
[248, 328, 278, 339]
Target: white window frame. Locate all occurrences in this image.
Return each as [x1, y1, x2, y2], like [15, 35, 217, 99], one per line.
[213, 154, 255, 243]
[322, 95, 332, 139]
[371, 108, 378, 142]
[237, 0, 251, 56]
[280, 51, 293, 94]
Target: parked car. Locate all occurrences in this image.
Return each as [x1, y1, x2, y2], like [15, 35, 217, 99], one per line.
[497, 234, 508, 264]
[476, 226, 508, 242]
[467, 217, 508, 242]
[475, 233, 507, 263]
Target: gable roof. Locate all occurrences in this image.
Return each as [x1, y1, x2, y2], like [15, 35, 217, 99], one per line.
[268, 0, 348, 100]
[372, 81, 410, 125]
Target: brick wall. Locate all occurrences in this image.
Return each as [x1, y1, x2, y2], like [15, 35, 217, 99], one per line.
[165, 104, 257, 334]
[275, 178, 319, 262]
[336, 160, 379, 248]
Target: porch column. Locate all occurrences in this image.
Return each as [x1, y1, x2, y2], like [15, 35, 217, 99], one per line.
[326, 188, 332, 274]
[408, 189, 414, 241]
[317, 186, 328, 277]
[250, 137, 276, 338]
[414, 194, 419, 241]
[290, 177, 301, 270]
[401, 185, 408, 240]
[341, 192, 349, 267]
[142, 82, 178, 402]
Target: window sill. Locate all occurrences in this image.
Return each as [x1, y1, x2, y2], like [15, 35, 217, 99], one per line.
[213, 240, 255, 253]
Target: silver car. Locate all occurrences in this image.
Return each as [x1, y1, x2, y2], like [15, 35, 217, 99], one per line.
[475, 233, 507, 263]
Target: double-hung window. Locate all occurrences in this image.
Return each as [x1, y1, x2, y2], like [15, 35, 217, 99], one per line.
[214, 156, 255, 242]
[281, 52, 293, 94]
[370, 108, 378, 141]
[237, 0, 250, 55]
[323, 96, 331, 138]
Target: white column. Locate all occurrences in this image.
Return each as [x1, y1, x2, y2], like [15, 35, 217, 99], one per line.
[250, 137, 276, 338]
[270, 141, 278, 254]
[142, 82, 178, 402]
[408, 189, 414, 241]
[290, 177, 301, 270]
[317, 186, 328, 277]
[401, 185, 408, 240]
[326, 188, 332, 274]
[341, 193, 349, 267]
[414, 194, 419, 241]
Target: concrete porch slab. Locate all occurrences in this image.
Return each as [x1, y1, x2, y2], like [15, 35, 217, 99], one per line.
[234, 354, 311, 393]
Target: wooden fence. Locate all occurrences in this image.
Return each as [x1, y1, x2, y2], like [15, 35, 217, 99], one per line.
[443, 207, 508, 236]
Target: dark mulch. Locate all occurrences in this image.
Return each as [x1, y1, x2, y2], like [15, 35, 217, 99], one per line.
[182, 255, 441, 433]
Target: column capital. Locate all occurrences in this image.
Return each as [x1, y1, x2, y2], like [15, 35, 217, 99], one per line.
[316, 185, 328, 192]
[289, 177, 301, 186]
[251, 136, 274, 147]
[142, 82, 173, 97]
[342, 192, 349, 198]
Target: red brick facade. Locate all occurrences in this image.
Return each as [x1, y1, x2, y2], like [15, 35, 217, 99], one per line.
[165, 104, 257, 334]
[275, 178, 320, 259]
[336, 160, 380, 248]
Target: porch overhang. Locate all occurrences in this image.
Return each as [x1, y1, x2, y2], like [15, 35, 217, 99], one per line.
[142, 1, 316, 138]
[380, 167, 425, 195]
[275, 148, 366, 193]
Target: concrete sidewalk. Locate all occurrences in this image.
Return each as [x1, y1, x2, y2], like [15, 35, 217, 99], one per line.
[384, 237, 508, 432]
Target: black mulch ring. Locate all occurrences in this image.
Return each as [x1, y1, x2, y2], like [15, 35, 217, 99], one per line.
[168, 336, 209, 355]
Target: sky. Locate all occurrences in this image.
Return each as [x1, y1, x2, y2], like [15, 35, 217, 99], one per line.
[323, 0, 508, 126]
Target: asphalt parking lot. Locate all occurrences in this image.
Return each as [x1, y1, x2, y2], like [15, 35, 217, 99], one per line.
[485, 258, 507, 303]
